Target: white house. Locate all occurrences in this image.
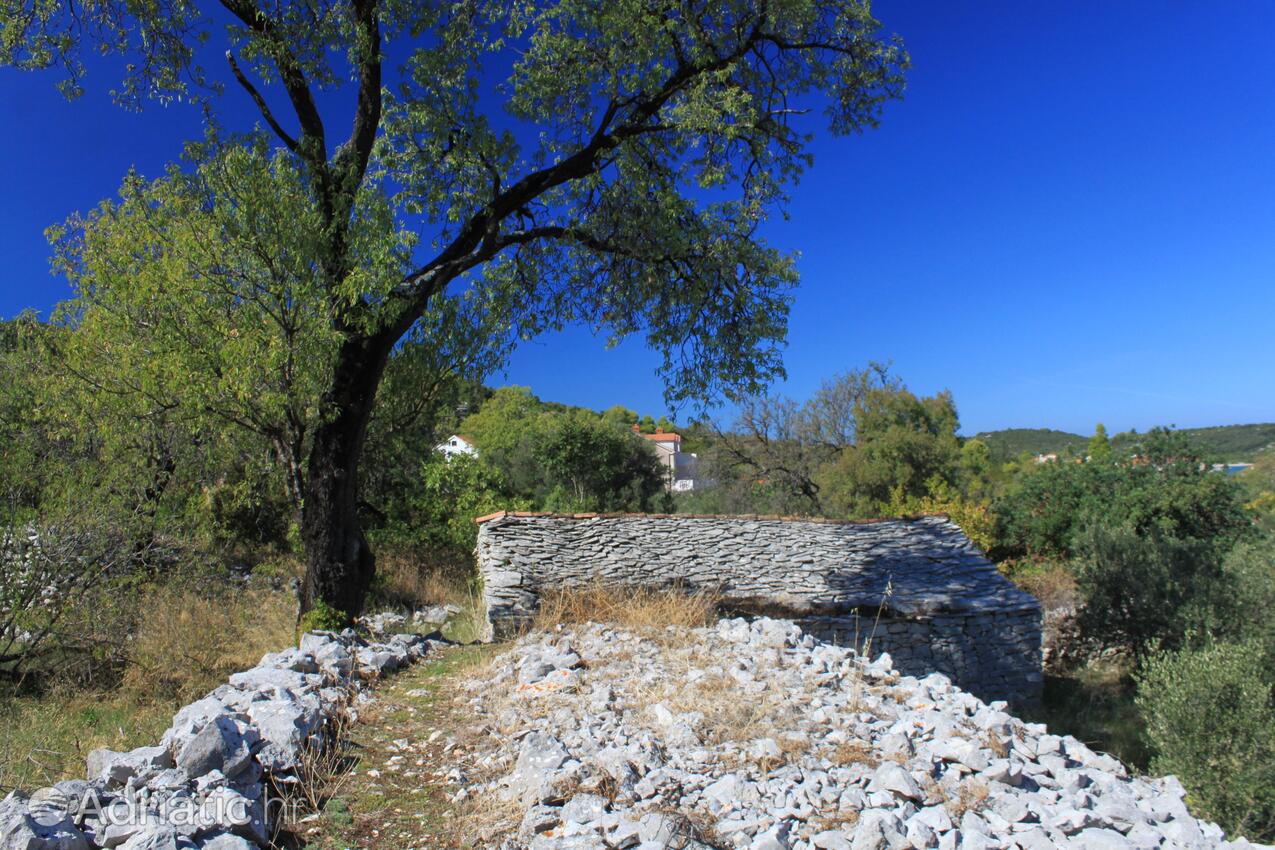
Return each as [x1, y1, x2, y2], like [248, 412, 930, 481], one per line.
[633, 425, 698, 490]
[436, 434, 479, 460]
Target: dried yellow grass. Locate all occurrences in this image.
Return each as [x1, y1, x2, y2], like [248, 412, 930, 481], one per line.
[2, 582, 297, 793]
[829, 740, 882, 769]
[373, 552, 475, 610]
[120, 584, 297, 702]
[945, 779, 990, 818]
[532, 582, 721, 636]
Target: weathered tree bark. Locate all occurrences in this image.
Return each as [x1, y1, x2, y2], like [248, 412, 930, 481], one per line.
[299, 333, 394, 620]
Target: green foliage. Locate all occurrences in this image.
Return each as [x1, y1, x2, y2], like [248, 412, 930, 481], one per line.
[1073, 524, 1229, 659]
[1088, 423, 1112, 461]
[702, 364, 953, 518]
[533, 416, 667, 512]
[979, 423, 1275, 465]
[993, 428, 1252, 560]
[375, 454, 530, 566]
[885, 480, 996, 553]
[298, 600, 348, 634]
[1137, 641, 1275, 841]
[1155, 423, 1275, 463]
[1213, 535, 1275, 663]
[817, 387, 961, 518]
[1239, 451, 1275, 535]
[459, 387, 545, 481]
[459, 389, 668, 514]
[975, 428, 1089, 463]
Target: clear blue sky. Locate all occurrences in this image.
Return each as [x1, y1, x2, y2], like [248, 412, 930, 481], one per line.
[2, 2, 1273, 435]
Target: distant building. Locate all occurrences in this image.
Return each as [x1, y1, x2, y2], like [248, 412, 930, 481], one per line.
[436, 434, 478, 460]
[633, 425, 697, 490]
[1033, 453, 1058, 464]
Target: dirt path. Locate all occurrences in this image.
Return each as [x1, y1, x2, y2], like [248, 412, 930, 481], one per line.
[298, 644, 498, 850]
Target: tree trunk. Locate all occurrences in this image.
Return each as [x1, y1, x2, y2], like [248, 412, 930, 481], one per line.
[299, 334, 393, 621]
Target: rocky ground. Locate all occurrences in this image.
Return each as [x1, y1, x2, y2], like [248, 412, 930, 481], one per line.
[5, 615, 1267, 850]
[424, 618, 1265, 850]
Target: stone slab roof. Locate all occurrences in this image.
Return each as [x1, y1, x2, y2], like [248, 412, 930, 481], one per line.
[475, 513, 1039, 617]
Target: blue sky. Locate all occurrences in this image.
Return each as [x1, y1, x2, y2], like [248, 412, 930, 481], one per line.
[2, 2, 1273, 435]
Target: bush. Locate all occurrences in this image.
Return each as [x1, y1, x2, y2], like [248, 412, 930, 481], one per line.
[1074, 524, 1228, 659]
[0, 519, 171, 682]
[297, 599, 347, 633]
[1215, 535, 1275, 663]
[372, 454, 530, 568]
[993, 429, 1251, 560]
[1136, 641, 1275, 841]
[884, 479, 996, 553]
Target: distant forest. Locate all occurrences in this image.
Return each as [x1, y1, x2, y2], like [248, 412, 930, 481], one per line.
[976, 423, 1275, 463]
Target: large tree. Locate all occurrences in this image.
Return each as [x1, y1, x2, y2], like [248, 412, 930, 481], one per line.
[5, 0, 908, 617]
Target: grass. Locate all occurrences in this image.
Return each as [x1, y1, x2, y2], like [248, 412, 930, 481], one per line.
[366, 553, 488, 645]
[998, 557, 1078, 611]
[1030, 659, 1150, 771]
[0, 690, 178, 793]
[0, 548, 485, 800]
[533, 582, 720, 636]
[0, 584, 297, 795]
[944, 779, 990, 819]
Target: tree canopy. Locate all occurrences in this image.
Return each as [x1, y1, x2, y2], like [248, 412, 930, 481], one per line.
[6, 0, 909, 616]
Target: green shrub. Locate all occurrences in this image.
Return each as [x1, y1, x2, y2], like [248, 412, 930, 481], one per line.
[1074, 524, 1228, 659]
[1136, 641, 1275, 841]
[1215, 535, 1275, 662]
[993, 428, 1251, 560]
[298, 599, 347, 634]
[371, 454, 530, 567]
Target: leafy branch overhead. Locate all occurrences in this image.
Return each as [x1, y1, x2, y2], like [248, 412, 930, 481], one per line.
[7, 0, 906, 403]
[4, 0, 907, 616]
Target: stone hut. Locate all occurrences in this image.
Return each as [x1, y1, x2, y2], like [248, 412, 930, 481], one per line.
[474, 512, 1043, 704]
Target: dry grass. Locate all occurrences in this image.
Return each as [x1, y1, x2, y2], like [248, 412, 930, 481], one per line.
[0, 689, 176, 794]
[809, 808, 861, 833]
[0, 584, 296, 794]
[828, 740, 881, 769]
[120, 585, 298, 703]
[532, 583, 720, 637]
[999, 558, 1078, 611]
[373, 552, 475, 611]
[983, 730, 1010, 759]
[664, 670, 785, 748]
[944, 779, 990, 818]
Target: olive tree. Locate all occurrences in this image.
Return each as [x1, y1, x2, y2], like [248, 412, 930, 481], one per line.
[5, 0, 908, 617]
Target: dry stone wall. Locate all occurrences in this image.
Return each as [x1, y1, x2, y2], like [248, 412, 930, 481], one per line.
[0, 627, 432, 850]
[475, 513, 1043, 704]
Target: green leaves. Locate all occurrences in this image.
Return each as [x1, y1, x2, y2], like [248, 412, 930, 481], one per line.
[15, 0, 909, 610]
[1137, 640, 1275, 839]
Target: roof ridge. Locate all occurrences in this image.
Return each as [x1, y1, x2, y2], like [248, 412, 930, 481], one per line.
[473, 510, 951, 525]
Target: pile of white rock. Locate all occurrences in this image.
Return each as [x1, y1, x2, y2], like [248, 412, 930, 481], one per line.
[455, 618, 1267, 850]
[1, 628, 433, 850]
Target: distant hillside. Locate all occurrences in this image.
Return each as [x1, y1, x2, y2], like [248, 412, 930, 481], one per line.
[1141, 423, 1275, 462]
[975, 423, 1275, 463]
[974, 428, 1087, 461]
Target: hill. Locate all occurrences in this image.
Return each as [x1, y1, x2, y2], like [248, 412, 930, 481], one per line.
[974, 428, 1088, 461]
[1144, 423, 1275, 462]
[976, 423, 1275, 463]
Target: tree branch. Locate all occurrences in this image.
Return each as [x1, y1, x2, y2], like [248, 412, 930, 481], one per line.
[334, 0, 382, 190]
[217, 0, 326, 157]
[225, 51, 298, 151]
